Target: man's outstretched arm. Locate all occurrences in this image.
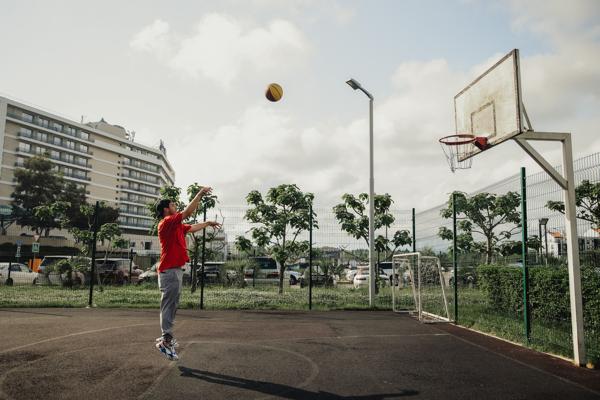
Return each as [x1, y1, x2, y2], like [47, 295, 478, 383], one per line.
[182, 187, 212, 219]
[188, 221, 221, 234]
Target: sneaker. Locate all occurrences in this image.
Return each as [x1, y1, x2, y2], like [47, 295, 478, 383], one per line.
[156, 336, 179, 348]
[155, 338, 179, 361]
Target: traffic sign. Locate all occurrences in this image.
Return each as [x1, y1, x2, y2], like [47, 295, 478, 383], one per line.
[16, 244, 21, 259]
[32, 243, 40, 253]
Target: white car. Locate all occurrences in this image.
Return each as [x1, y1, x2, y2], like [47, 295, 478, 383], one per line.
[0, 263, 38, 285]
[345, 265, 359, 282]
[353, 266, 389, 289]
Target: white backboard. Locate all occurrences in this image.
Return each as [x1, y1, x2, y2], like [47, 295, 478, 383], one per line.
[455, 49, 523, 160]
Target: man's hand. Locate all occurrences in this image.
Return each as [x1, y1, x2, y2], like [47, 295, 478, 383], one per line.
[183, 186, 213, 219]
[198, 186, 212, 197]
[188, 221, 221, 234]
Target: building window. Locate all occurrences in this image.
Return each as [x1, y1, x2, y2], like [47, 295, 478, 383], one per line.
[144, 242, 152, 250]
[79, 144, 88, 153]
[63, 153, 74, 163]
[65, 140, 75, 150]
[22, 113, 33, 123]
[19, 128, 32, 137]
[79, 131, 89, 140]
[75, 156, 86, 166]
[18, 142, 31, 153]
[16, 157, 25, 167]
[53, 136, 62, 146]
[50, 150, 60, 160]
[37, 132, 48, 142]
[35, 146, 45, 156]
[51, 122, 63, 132]
[39, 118, 49, 128]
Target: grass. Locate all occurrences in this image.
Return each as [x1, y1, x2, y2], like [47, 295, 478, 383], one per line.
[0, 283, 596, 363]
[0, 283, 396, 310]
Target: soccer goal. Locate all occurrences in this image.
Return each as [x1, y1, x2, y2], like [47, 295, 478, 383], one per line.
[392, 252, 450, 323]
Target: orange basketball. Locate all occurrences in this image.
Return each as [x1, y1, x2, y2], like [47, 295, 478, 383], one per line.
[265, 83, 283, 102]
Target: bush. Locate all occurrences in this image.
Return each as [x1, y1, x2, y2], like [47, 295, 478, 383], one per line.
[476, 264, 600, 333]
[477, 265, 522, 313]
[219, 259, 256, 288]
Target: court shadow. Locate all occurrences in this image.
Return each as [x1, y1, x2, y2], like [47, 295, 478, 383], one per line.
[179, 366, 418, 399]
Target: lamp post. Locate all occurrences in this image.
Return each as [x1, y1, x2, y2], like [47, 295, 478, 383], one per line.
[346, 78, 375, 306]
[539, 218, 549, 266]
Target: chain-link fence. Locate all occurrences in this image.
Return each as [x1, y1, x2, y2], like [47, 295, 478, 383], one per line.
[1, 153, 599, 364]
[414, 152, 600, 364]
[0, 206, 415, 311]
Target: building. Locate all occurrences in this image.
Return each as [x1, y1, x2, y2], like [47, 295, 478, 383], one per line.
[543, 229, 600, 257]
[0, 96, 175, 252]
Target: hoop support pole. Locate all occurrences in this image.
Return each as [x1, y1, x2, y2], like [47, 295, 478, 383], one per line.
[513, 130, 585, 366]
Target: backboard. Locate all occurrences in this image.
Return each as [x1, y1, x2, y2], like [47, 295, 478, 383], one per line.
[455, 49, 523, 161]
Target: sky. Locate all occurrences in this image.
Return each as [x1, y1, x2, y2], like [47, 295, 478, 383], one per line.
[0, 0, 599, 210]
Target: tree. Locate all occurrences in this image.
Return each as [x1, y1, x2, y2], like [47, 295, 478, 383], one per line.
[12, 156, 66, 236]
[146, 185, 185, 235]
[69, 202, 120, 257]
[98, 222, 128, 262]
[438, 192, 521, 264]
[547, 179, 600, 228]
[333, 193, 412, 261]
[185, 183, 224, 291]
[238, 184, 316, 294]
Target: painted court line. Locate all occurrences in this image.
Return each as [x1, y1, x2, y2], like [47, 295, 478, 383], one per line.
[0, 323, 153, 355]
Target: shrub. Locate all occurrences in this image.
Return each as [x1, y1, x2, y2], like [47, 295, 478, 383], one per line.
[219, 259, 256, 288]
[476, 264, 600, 333]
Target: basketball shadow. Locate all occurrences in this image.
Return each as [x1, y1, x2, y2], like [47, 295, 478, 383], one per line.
[178, 366, 418, 399]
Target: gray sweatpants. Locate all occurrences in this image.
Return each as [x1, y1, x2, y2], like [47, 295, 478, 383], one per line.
[159, 267, 183, 339]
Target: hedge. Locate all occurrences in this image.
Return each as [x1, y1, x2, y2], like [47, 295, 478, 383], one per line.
[476, 264, 600, 332]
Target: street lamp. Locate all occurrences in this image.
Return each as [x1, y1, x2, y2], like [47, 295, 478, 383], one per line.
[539, 218, 549, 266]
[346, 78, 375, 306]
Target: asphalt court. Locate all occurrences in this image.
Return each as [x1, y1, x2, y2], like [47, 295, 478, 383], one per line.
[0, 308, 598, 399]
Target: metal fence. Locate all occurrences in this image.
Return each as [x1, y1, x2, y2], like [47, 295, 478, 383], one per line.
[0, 152, 599, 365]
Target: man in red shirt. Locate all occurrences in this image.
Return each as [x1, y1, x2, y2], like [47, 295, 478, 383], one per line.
[154, 187, 220, 361]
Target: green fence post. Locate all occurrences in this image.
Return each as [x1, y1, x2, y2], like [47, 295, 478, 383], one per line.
[452, 192, 458, 324]
[88, 201, 100, 308]
[308, 203, 313, 310]
[200, 205, 207, 310]
[520, 167, 531, 342]
[412, 208, 416, 252]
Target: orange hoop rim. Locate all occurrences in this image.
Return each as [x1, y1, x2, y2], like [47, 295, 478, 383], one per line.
[439, 134, 476, 146]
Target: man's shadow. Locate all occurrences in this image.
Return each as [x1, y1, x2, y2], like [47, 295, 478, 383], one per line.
[179, 366, 418, 399]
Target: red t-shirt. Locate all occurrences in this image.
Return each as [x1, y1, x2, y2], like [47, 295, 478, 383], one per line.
[158, 212, 191, 272]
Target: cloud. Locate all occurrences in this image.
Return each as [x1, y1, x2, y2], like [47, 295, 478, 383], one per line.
[130, 14, 311, 88]
[168, 0, 600, 211]
[129, 19, 171, 56]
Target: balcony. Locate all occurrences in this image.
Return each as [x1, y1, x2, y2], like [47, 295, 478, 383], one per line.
[120, 185, 158, 196]
[122, 172, 159, 185]
[8, 109, 92, 142]
[17, 130, 90, 155]
[119, 208, 150, 217]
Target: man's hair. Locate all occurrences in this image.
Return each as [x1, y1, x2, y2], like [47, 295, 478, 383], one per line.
[155, 199, 173, 219]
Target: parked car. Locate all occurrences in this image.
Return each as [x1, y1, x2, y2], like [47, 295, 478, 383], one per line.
[285, 263, 305, 285]
[191, 262, 224, 285]
[298, 265, 335, 288]
[345, 265, 358, 282]
[96, 258, 143, 285]
[0, 263, 37, 285]
[37, 255, 88, 285]
[244, 256, 279, 284]
[138, 263, 192, 285]
[353, 266, 389, 289]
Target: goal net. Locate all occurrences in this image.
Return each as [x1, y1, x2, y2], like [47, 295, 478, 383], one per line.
[392, 252, 450, 323]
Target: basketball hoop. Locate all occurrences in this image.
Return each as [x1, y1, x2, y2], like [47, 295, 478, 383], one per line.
[439, 134, 487, 172]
